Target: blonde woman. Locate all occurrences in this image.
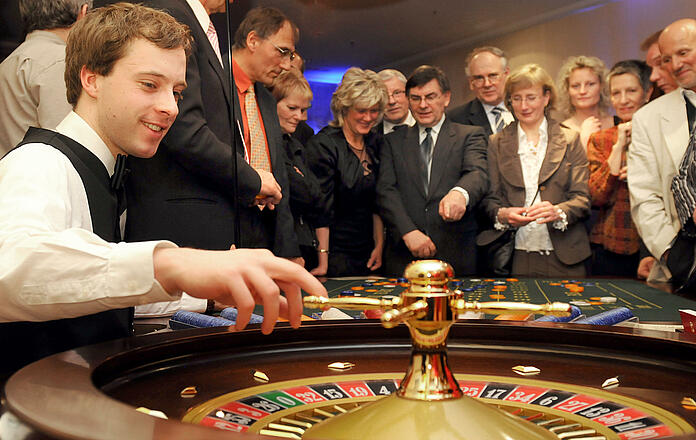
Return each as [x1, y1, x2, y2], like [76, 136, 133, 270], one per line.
[557, 55, 614, 149]
[306, 67, 388, 276]
[480, 64, 591, 277]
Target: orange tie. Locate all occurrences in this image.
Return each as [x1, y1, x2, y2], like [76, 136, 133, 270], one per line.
[245, 85, 272, 172]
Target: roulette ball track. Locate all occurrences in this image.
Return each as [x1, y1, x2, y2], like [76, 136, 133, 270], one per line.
[4, 320, 696, 439]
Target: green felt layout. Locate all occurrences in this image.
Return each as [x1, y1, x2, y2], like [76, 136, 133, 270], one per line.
[315, 277, 696, 322]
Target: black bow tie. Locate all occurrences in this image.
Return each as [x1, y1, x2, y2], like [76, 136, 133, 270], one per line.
[110, 154, 130, 191]
[392, 124, 408, 131]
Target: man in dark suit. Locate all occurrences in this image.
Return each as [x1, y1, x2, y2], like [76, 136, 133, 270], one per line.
[123, 3, 299, 261]
[377, 65, 489, 276]
[448, 46, 512, 136]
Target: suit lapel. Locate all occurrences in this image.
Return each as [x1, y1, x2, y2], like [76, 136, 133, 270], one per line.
[404, 126, 427, 198]
[538, 122, 567, 184]
[257, 84, 280, 167]
[472, 99, 492, 135]
[497, 124, 525, 195]
[428, 119, 455, 198]
[661, 91, 690, 172]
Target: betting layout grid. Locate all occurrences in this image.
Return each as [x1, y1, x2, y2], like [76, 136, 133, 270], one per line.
[322, 277, 695, 321]
[197, 376, 678, 438]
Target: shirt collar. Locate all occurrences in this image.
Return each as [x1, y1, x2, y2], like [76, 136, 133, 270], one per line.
[25, 30, 66, 46]
[683, 88, 696, 108]
[185, 0, 211, 33]
[232, 57, 253, 93]
[482, 101, 509, 114]
[56, 112, 117, 175]
[383, 111, 415, 132]
[418, 114, 446, 137]
[517, 117, 548, 150]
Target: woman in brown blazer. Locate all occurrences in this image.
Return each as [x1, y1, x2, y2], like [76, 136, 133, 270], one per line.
[479, 64, 591, 277]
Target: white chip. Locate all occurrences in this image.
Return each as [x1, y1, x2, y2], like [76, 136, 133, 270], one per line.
[470, 279, 482, 282]
[570, 301, 591, 306]
[600, 297, 617, 303]
[136, 407, 168, 419]
[512, 365, 541, 376]
[602, 376, 619, 389]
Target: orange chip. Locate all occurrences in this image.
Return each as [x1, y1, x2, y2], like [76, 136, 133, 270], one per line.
[589, 301, 603, 305]
[506, 278, 519, 282]
[398, 283, 409, 287]
[589, 297, 601, 300]
[351, 286, 365, 291]
[490, 294, 506, 299]
[494, 313, 532, 321]
[564, 284, 576, 289]
[573, 286, 584, 292]
[365, 289, 378, 292]
[549, 282, 561, 286]
[484, 279, 495, 282]
[561, 280, 569, 283]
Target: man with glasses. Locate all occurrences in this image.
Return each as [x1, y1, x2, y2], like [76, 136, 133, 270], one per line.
[449, 46, 512, 136]
[113, 3, 301, 315]
[374, 69, 416, 136]
[377, 65, 488, 276]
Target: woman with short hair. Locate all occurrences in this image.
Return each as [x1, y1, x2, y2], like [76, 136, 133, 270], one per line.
[306, 67, 388, 276]
[269, 69, 322, 270]
[480, 64, 591, 277]
[587, 60, 655, 277]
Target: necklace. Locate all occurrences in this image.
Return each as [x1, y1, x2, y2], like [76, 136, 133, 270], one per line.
[347, 142, 371, 174]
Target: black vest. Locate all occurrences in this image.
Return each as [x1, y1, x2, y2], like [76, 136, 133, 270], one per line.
[0, 128, 133, 377]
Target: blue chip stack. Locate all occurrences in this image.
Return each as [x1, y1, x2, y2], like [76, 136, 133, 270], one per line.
[220, 307, 264, 324]
[534, 305, 582, 322]
[170, 311, 234, 330]
[574, 307, 634, 325]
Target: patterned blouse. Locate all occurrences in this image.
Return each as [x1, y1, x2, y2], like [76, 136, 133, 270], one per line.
[587, 125, 640, 255]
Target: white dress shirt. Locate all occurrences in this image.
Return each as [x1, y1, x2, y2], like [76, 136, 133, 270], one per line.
[482, 101, 514, 134]
[418, 115, 469, 205]
[514, 118, 555, 253]
[0, 112, 179, 322]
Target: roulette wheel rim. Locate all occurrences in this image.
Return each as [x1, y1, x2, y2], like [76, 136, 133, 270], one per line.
[4, 320, 696, 440]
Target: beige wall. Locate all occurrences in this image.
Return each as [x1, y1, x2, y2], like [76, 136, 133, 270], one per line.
[387, 0, 694, 107]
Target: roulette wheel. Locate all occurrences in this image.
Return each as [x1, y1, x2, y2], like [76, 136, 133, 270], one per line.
[4, 261, 696, 439]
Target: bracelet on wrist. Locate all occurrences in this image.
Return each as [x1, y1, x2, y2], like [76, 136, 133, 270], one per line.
[318, 249, 329, 254]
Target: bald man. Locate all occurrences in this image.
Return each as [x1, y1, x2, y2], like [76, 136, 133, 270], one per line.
[628, 18, 696, 288]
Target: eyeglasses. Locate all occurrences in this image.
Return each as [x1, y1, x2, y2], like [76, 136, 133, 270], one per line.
[471, 72, 502, 86]
[270, 41, 296, 61]
[408, 92, 442, 104]
[510, 94, 542, 104]
[389, 90, 405, 99]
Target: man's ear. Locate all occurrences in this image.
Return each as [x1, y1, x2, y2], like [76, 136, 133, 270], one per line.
[80, 65, 100, 99]
[77, 3, 89, 20]
[246, 30, 259, 52]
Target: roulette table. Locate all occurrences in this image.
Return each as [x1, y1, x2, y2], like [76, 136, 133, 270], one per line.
[319, 277, 696, 322]
[4, 318, 696, 439]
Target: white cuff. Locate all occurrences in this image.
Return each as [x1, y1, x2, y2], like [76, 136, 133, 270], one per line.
[552, 208, 568, 231]
[450, 187, 470, 206]
[494, 208, 510, 231]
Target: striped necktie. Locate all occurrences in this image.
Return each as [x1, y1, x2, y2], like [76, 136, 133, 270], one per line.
[206, 21, 223, 66]
[491, 106, 505, 133]
[245, 85, 272, 172]
[672, 124, 696, 229]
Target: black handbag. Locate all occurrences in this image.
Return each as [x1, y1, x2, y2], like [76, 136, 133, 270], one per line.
[484, 229, 516, 276]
